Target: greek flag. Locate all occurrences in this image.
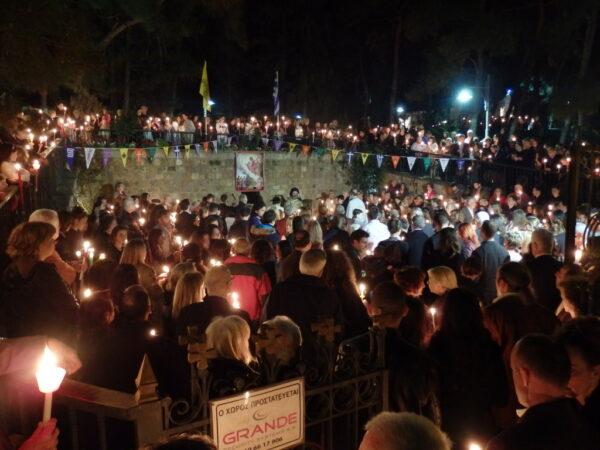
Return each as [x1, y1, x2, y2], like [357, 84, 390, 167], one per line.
[273, 71, 280, 116]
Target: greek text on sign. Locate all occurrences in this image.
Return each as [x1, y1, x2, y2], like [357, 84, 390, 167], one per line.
[210, 378, 304, 450]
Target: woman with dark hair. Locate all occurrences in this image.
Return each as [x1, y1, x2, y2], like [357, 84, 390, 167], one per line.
[83, 259, 118, 292]
[104, 225, 128, 262]
[558, 276, 590, 320]
[0, 222, 78, 342]
[94, 212, 117, 253]
[436, 227, 464, 276]
[428, 288, 508, 447]
[148, 227, 170, 270]
[208, 239, 232, 264]
[322, 250, 371, 339]
[109, 263, 140, 310]
[394, 266, 428, 347]
[251, 239, 277, 286]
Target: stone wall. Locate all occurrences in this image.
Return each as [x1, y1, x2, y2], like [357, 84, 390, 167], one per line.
[74, 151, 351, 209]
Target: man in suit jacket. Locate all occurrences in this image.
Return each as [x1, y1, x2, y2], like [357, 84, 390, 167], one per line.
[459, 196, 477, 224]
[472, 220, 509, 305]
[421, 211, 455, 270]
[279, 230, 311, 282]
[487, 335, 599, 450]
[525, 228, 563, 311]
[405, 214, 429, 267]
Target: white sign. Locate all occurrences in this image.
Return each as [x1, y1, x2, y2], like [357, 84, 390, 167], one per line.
[210, 378, 305, 450]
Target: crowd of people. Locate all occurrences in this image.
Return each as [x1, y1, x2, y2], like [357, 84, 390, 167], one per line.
[1, 173, 599, 450]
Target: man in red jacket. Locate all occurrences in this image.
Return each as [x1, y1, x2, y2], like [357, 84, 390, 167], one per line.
[225, 239, 271, 321]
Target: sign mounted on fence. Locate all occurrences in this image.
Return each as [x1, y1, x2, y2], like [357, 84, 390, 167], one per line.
[210, 378, 304, 450]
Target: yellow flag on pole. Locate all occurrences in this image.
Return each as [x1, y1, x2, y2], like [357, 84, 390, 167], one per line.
[199, 61, 211, 112]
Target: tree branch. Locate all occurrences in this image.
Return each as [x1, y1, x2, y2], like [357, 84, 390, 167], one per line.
[98, 18, 143, 50]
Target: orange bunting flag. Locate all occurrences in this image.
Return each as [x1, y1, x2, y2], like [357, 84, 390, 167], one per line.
[203, 142, 209, 153]
[391, 155, 400, 169]
[301, 145, 310, 156]
[135, 148, 144, 166]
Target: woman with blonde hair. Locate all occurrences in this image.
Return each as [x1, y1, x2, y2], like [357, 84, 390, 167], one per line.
[172, 271, 204, 321]
[120, 239, 163, 315]
[427, 266, 458, 326]
[1, 222, 78, 342]
[206, 315, 259, 397]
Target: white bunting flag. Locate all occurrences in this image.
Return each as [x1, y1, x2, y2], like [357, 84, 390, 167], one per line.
[440, 158, 450, 172]
[376, 154, 384, 168]
[407, 156, 416, 171]
[84, 147, 95, 169]
[212, 140, 218, 152]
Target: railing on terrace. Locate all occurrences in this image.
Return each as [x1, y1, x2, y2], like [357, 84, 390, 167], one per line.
[1, 328, 388, 450]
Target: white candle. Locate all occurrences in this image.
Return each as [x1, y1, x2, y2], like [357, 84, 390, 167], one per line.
[429, 307, 437, 331]
[231, 292, 240, 309]
[35, 346, 66, 422]
[359, 283, 367, 301]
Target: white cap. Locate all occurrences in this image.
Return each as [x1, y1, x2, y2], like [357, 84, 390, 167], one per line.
[476, 211, 490, 223]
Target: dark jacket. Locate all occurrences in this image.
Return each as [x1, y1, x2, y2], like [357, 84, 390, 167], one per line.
[525, 255, 563, 311]
[331, 283, 371, 339]
[266, 274, 343, 343]
[487, 398, 599, 450]
[176, 211, 196, 238]
[176, 295, 251, 337]
[473, 240, 510, 305]
[429, 329, 508, 445]
[0, 261, 78, 343]
[583, 382, 600, 430]
[406, 229, 428, 267]
[208, 357, 261, 398]
[228, 219, 249, 240]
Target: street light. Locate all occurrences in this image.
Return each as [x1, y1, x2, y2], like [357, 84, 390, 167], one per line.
[208, 100, 215, 106]
[456, 88, 474, 104]
[396, 106, 405, 114]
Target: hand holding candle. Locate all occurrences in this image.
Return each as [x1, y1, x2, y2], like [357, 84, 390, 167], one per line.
[36, 345, 67, 422]
[231, 292, 241, 309]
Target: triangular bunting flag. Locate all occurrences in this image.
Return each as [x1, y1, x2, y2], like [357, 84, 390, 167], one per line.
[194, 144, 201, 156]
[274, 139, 283, 151]
[331, 149, 340, 162]
[84, 147, 95, 169]
[423, 157, 432, 171]
[211, 140, 218, 152]
[162, 146, 169, 159]
[361, 153, 369, 165]
[289, 143, 297, 153]
[174, 146, 181, 159]
[391, 155, 400, 169]
[457, 159, 465, 171]
[203, 142, 209, 153]
[314, 147, 326, 157]
[102, 148, 112, 167]
[147, 147, 157, 163]
[439, 158, 450, 173]
[119, 148, 128, 167]
[347, 152, 354, 164]
[262, 137, 269, 147]
[227, 136, 233, 146]
[184, 146, 190, 159]
[301, 145, 310, 156]
[407, 156, 416, 171]
[135, 148, 144, 166]
[66, 147, 75, 170]
[376, 154, 384, 168]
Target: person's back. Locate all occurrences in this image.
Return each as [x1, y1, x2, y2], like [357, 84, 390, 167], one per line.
[473, 221, 510, 305]
[266, 249, 342, 341]
[279, 230, 311, 282]
[406, 223, 428, 267]
[525, 229, 563, 311]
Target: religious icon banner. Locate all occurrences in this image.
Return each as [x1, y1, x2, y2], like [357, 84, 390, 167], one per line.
[235, 151, 265, 192]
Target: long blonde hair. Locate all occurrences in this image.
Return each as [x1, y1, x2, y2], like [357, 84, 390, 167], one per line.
[307, 220, 323, 246]
[206, 316, 254, 365]
[172, 271, 204, 319]
[120, 239, 147, 265]
[167, 261, 197, 292]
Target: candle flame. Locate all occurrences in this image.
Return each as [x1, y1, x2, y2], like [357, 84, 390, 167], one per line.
[35, 345, 66, 394]
[231, 292, 241, 309]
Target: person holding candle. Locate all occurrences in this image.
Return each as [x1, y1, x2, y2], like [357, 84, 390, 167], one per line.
[0, 143, 31, 184]
[394, 267, 428, 347]
[172, 272, 205, 329]
[428, 288, 508, 447]
[0, 222, 78, 343]
[28, 209, 78, 286]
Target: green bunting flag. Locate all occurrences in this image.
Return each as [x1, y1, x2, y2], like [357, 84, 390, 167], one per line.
[119, 148, 128, 167]
[423, 157, 432, 171]
[146, 147, 157, 162]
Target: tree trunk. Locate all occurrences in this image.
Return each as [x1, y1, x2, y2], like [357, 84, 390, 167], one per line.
[388, 15, 402, 124]
[123, 31, 131, 114]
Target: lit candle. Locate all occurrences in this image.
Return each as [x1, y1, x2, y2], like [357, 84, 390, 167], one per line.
[575, 249, 583, 263]
[98, 253, 106, 260]
[429, 307, 437, 331]
[35, 346, 66, 422]
[228, 238, 237, 245]
[83, 288, 92, 299]
[88, 248, 95, 266]
[358, 283, 367, 301]
[231, 292, 241, 309]
[468, 443, 482, 450]
[332, 244, 340, 251]
[175, 235, 183, 248]
[75, 250, 82, 259]
[82, 241, 90, 252]
[149, 328, 157, 337]
[139, 217, 146, 227]
[162, 265, 170, 275]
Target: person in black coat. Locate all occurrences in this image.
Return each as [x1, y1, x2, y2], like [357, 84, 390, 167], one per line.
[228, 205, 251, 240]
[205, 315, 261, 398]
[405, 215, 429, 267]
[266, 249, 343, 344]
[428, 288, 508, 447]
[175, 199, 196, 239]
[176, 265, 251, 337]
[525, 228, 563, 311]
[487, 334, 599, 450]
[472, 220, 510, 305]
[422, 211, 456, 271]
[0, 222, 78, 343]
[555, 318, 600, 431]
